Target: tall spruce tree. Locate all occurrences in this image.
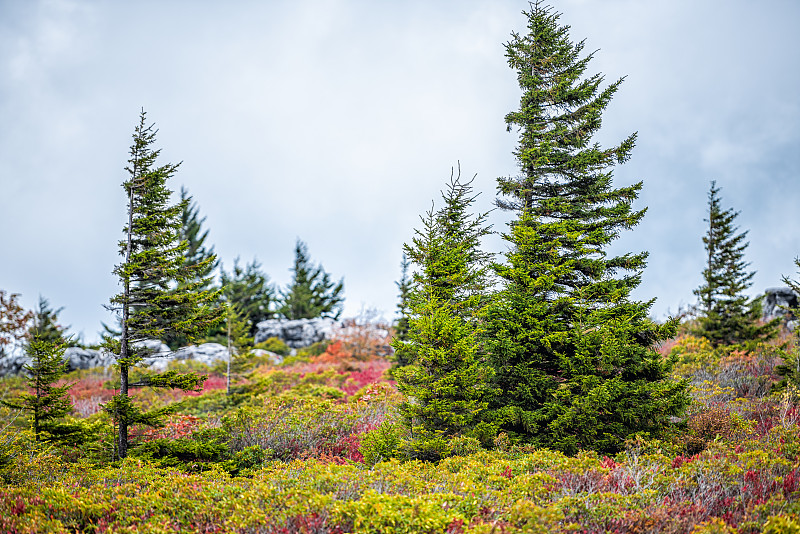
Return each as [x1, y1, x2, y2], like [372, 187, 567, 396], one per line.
[105, 110, 223, 458]
[279, 240, 344, 320]
[484, 3, 688, 454]
[693, 181, 777, 347]
[393, 170, 495, 458]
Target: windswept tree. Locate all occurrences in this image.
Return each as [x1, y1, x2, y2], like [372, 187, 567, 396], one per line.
[393, 169, 495, 458]
[693, 181, 777, 347]
[105, 110, 223, 458]
[484, 3, 688, 454]
[279, 240, 344, 320]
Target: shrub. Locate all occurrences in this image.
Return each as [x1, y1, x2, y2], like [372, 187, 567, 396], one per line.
[255, 336, 291, 356]
[359, 421, 402, 466]
[448, 435, 482, 457]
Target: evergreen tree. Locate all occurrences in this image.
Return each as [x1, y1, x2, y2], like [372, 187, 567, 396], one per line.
[218, 258, 275, 337]
[179, 186, 218, 286]
[161, 187, 219, 349]
[393, 170, 495, 458]
[279, 240, 344, 320]
[693, 181, 777, 347]
[393, 253, 412, 350]
[105, 110, 223, 458]
[223, 302, 252, 396]
[29, 296, 73, 347]
[484, 3, 688, 454]
[1, 338, 81, 443]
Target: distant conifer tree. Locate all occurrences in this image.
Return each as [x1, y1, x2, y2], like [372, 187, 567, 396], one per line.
[179, 186, 218, 286]
[29, 296, 77, 347]
[279, 240, 344, 320]
[218, 258, 275, 337]
[1, 338, 82, 444]
[484, 3, 688, 454]
[393, 169, 495, 458]
[693, 181, 778, 347]
[393, 253, 413, 351]
[105, 110, 223, 458]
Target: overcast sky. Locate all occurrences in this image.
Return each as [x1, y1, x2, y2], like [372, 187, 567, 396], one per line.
[1, 0, 799, 344]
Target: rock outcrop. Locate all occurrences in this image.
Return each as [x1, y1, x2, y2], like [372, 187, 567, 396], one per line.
[146, 343, 230, 371]
[254, 318, 335, 348]
[763, 287, 798, 320]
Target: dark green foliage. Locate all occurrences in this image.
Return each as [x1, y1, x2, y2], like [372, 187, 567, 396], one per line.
[279, 239, 344, 320]
[693, 181, 778, 347]
[28, 296, 71, 346]
[162, 187, 220, 349]
[218, 258, 275, 338]
[484, 3, 689, 454]
[1, 338, 82, 443]
[222, 303, 253, 396]
[106, 110, 223, 458]
[393, 253, 412, 349]
[393, 170, 495, 457]
[179, 186, 218, 286]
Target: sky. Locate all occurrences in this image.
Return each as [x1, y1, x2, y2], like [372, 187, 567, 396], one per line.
[1, 0, 799, 345]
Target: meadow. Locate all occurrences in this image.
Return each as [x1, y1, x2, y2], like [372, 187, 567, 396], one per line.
[2, 323, 800, 533]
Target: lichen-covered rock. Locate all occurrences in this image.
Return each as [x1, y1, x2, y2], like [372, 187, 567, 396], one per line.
[763, 287, 799, 319]
[146, 342, 230, 371]
[63, 347, 116, 371]
[254, 318, 335, 348]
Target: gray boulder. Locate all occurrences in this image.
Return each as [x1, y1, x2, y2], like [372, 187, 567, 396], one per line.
[254, 318, 335, 348]
[63, 347, 115, 371]
[0, 354, 27, 376]
[146, 342, 230, 371]
[250, 348, 283, 365]
[763, 287, 799, 319]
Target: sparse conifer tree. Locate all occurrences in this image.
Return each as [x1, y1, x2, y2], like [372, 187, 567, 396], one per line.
[693, 181, 778, 347]
[393, 253, 413, 350]
[279, 240, 344, 320]
[105, 110, 223, 458]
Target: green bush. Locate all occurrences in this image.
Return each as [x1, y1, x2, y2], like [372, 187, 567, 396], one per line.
[255, 337, 291, 356]
[359, 422, 402, 466]
[448, 435, 482, 457]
